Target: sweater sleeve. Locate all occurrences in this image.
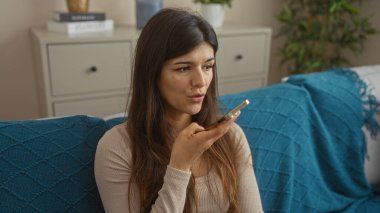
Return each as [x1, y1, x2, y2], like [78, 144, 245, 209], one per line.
[231, 123, 264, 212]
[94, 124, 191, 213]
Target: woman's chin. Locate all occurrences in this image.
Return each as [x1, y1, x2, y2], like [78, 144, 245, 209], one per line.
[188, 106, 202, 115]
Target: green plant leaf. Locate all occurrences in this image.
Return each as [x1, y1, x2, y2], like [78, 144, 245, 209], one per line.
[329, 3, 338, 13]
[275, 0, 377, 74]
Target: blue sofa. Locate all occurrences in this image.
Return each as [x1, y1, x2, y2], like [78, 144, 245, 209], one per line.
[1, 69, 379, 212]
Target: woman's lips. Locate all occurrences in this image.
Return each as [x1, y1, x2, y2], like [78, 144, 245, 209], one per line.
[189, 94, 205, 103]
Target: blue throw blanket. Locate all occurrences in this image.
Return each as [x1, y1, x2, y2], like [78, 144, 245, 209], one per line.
[219, 69, 380, 212]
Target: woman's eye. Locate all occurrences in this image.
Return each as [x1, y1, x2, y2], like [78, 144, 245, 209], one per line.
[175, 67, 190, 72]
[203, 65, 213, 71]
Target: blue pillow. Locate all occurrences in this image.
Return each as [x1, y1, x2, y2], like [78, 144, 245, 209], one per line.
[105, 117, 127, 129]
[0, 115, 107, 213]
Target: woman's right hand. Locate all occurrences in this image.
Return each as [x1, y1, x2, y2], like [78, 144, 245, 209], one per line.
[169, 112, 240, 171]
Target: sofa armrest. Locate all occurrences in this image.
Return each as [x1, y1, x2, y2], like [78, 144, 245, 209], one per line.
[352, 64, 380, 187]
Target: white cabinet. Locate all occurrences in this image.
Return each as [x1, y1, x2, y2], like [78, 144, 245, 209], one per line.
[32, 26, 271, 117]
[32, 28, 139, 117]
[48, 42, 130, 96]
[215, 26, 271, 95]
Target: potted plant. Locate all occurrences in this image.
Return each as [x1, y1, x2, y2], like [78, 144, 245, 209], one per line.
[194, 0, 233, 28]
[276, 0, 376, 74]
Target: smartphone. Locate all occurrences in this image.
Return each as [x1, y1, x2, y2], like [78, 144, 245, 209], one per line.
[205, 99, 250, 130]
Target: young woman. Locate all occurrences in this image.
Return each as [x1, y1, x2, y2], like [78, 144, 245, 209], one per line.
[94, 8, 263, 213]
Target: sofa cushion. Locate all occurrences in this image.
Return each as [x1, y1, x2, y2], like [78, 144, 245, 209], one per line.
[105, 117, 127, 129]
[0, 115, 107, 213]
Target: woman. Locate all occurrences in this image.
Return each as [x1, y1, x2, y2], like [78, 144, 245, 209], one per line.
[94, 8, 263, 213]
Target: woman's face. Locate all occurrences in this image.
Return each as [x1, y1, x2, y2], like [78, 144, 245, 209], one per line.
[158, 42, 214, 120]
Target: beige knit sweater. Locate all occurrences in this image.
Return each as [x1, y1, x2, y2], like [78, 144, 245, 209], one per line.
[94, 123, 263, 212]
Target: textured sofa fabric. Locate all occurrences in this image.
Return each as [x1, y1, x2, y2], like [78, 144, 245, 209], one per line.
[219, 69, 380, 212]
[0, 116, 107, 213]
[0, 69, 379, 212]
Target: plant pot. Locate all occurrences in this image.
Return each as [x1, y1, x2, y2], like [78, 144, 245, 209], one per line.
[200, 4, 225, 28]
[66, 0, 89, 13]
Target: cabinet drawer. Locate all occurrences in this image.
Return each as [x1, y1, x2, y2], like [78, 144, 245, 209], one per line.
[48, 42, 131, 96]
[217, 34, 267, 78]
[218, 78, 264, 95]
[53, 95, 127, 117]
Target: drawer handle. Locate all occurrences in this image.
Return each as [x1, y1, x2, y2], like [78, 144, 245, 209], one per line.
[235, 54, 243, 61]
[89, 66, 98, 72]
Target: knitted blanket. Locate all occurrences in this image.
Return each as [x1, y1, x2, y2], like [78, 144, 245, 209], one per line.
[219, 69, 380, 212]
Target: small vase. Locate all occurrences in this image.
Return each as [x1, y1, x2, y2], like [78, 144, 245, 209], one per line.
[66, 0, 90, 13]
[135, 0, 163, 29]
[200, 4, 225, 28]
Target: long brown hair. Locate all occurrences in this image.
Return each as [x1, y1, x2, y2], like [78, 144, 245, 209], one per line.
[127, 8, 239, 212]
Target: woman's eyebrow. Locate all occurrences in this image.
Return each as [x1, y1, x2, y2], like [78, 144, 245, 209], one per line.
[205, 57, 215, 62]
[173, 57, 215, 65]
[174, 61, 192, 65]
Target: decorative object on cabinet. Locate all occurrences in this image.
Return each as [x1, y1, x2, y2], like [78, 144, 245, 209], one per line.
[31, 25, 271, 117]
[275, 0, 376, 74]
[194, 0, 232, 8]
[51, 1, 111, 35]
[46, 19, 114, 35]
[200, 4, 225, 28]
[194, 0, 232, 28]
[48, 9, 112, 34]
[53, 11, 106, 22]
[135, 0, 163, 29]
[66, 0, 90, 13]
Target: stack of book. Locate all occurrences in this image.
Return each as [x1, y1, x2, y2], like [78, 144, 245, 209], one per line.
[47, 11, 114, 35]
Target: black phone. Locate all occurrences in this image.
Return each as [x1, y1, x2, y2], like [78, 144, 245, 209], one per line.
[205, 99, 249, 130]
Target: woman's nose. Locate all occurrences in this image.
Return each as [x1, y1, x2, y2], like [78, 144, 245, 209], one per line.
[191, 67, 207, 87]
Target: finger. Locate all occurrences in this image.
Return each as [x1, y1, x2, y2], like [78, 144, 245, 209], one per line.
[193, 112, 241, 152]
[197, 122, 229, 141]
[185, 122, 205, 135]
[218, 110, 240, 128]
[214, 111, 241, 132]
[229, 110, 241, 121]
